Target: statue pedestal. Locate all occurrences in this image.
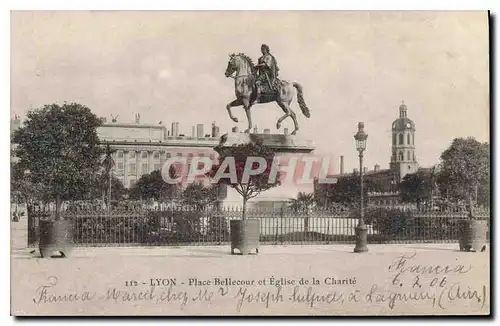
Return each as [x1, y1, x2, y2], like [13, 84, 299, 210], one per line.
[215, 132, 319, 209]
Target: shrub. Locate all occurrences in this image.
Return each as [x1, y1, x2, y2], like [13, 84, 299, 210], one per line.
[364, 208, 413, 237]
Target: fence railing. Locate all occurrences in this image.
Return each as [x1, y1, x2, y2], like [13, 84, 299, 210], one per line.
[27, 205, 490, 247]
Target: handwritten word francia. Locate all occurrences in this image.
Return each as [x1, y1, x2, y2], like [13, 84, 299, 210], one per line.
[388, 253, 472, 276]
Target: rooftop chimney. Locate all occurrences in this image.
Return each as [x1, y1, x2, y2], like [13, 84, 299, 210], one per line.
[284, 128, 289, 135]
[171, 122, 175, 137]
[135, 113, 140, 124]
[340, 156, 344, 176]
[191, 126, 196, 137]
[263, 128, 270, 134]
[175, 122, 179, 136]
[197, 124, 204, 138]
[253, 125, 258, 133]
[363, 167, 367, 174]
[212, 122, 220, 137]
[374, 164, 380, 172]
[353, 168, 358, 175]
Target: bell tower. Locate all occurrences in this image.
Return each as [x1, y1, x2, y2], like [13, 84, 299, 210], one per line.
[389, 101, 418, 181]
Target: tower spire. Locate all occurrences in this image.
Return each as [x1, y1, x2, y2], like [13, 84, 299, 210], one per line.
[399, 100, 407, 118]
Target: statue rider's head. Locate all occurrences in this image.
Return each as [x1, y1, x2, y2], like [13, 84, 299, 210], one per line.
[261, 44, 270, 55]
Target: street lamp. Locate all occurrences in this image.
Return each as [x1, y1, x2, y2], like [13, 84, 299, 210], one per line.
[354, 122, 368, 253]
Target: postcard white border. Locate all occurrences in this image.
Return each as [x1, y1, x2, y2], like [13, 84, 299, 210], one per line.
[2, 1, 497, 325]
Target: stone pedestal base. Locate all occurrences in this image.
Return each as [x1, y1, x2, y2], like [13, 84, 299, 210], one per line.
[354, 224, 369, 253]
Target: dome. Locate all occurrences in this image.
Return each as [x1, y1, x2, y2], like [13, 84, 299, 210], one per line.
[392, 117, 415, 130]
[392, 101, 415, 130]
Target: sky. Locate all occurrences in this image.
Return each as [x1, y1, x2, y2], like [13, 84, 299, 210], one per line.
[10, 11, 490, 173]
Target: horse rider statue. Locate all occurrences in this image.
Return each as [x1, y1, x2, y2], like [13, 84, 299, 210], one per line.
[224, 46, 310, 135]
[255, 44, 280, 101]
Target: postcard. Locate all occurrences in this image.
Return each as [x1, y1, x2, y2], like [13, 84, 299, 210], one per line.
[10, 10, 490, 316]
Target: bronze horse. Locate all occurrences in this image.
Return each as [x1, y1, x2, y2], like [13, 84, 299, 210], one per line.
[224, 53, 310, 135]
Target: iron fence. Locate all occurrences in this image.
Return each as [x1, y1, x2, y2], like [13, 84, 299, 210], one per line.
[27, 205, 490, 247]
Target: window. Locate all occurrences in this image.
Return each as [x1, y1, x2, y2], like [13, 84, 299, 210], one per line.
[129, 179, 137, 188]
[198, 153, 205, 157]
[177, 152, 183, 157]
[141, 162, 148, 175]
[398, 151, 403, 161]
[407, 134, 410, 145]
[210, 154, 216, 161]
[140, 151, 149, 174]
[129, 163, 136, 175]
[116, 151, 124, 172]
[166, 153, 172, 158]
[413, 152, 416, 161]
[187, 153, 193, 159]
[392, 134, 396, 146]
[153, 151, 161, 171]
[128, 151, 137, 174]
[407, 151, 411, 161]
[398, 133, 403, 145]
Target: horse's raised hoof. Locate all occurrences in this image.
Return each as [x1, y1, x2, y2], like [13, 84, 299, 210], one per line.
[291, 130, 298, 135]
[231, 117, 239, 123]
[276, 122, 281, 129]
[244, 129, 251, 133]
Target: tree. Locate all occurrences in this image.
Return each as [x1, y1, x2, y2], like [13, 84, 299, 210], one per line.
[437, 138, 489, 207]
[11, 161, 49, 210]
[289, 192, 315, 211]
[208, 140, 281, 220]
[90, 173, 127, 202]
[399, 170, 433, 209]
[12, 103, 103, 219]
[11, 161, 31, 205]
[181, 182, 218, 209]
[289, 192, 315, 232]
[129, 169, 178, 202]
[322, 175, 371, 208]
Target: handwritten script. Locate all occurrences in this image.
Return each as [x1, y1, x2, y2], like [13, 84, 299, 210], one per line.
[32, 254, 487, 313]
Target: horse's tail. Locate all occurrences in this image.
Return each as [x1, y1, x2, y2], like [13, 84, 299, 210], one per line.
[292, 82, 311, 118]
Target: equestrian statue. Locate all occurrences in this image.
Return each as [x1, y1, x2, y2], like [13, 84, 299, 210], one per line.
[225, 44, 311, 135]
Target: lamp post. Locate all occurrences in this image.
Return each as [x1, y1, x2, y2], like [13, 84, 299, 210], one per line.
[354, 122, 368, 253]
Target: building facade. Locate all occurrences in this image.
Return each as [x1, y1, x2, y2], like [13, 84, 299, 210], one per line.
[97, 117, 221, 188]
[314, 101, 422, 207]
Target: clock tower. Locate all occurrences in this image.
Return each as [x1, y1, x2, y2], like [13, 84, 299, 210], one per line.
[390, 101, 418, 181]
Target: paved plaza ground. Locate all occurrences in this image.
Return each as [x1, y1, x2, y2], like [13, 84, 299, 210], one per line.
[10, 219, 490, 316]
